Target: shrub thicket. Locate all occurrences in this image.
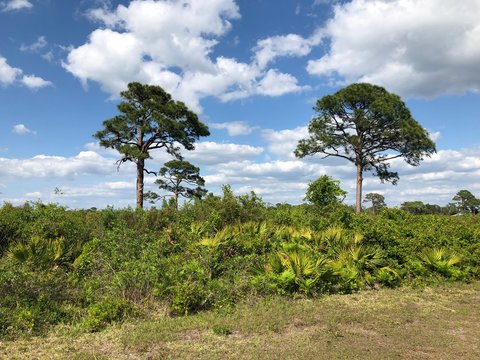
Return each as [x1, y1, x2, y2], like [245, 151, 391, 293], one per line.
[0, 197, 479, 338]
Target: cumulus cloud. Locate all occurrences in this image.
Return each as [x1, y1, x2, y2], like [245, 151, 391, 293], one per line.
[2, 137, 479, 208]
[0, 151, 117, 179]
[184, 141, 264, 165]
[262, 126, 309, 159]
[253, 31, 323, 69]
[12, 124, 37, 135]
[257, 69, 308, 96]
[200, 144, 480, 206]
[0, 55, 52, 89]
[210, 121, 255, 136]
[0, 56, 22, 86]
[307, 0, 480, 98]
[1, 0, 32, 12]
[21, 75, 52, 89]
[63, 0, 306, 111]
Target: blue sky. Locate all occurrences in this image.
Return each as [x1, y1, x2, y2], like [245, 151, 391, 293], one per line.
[0, 0, 479, 208]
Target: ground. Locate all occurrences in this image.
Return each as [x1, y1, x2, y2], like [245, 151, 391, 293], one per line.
[1, 281, 479, 359]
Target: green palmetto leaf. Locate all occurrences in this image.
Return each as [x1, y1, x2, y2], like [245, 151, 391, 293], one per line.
[420, 247, 461, 276]
[8, 236, 69, 268]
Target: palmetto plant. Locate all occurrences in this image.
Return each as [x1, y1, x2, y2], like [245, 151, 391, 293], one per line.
[198, 225, 237, 249]
[8, 235, 81, 269]
[321, 226, 397, 291]
[265, 243, 329, 295]
[233, 221, 273, 253]
[274, 225, 315, 243]
[420, 247, 461, 277]
[190, 222, 209, 240]
[199, 221, 274, 255]
[316, 226, 351, 251]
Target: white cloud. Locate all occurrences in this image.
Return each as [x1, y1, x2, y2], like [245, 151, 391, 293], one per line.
[12, 124, 37, 135]
[253, 31, 323, 69]
[25, 191, 42, 198]
[21, 75, 52, 89]
[257, 69, 308, 96]
[0, 56, 22, 86]
[63, 0, 305, 112]
[210, 121, 255, 136]
[262, 126, 309, 159]
[184, 141, 264, 165]
[1, 0, 32, 12]
[429, 131, 441, 142]
[200, 144, 480, 206]
[307, 0, 480, 98]
[0, 55, 52, 89]
[1, 137, 479, 208]
[20, 36, 48, 52]
[0, 151, 117, 179]
[103, 181, 132, 190]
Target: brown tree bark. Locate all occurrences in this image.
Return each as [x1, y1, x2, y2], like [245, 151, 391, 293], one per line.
[355, 162, 363, 214]
[136, 159, 144, 209]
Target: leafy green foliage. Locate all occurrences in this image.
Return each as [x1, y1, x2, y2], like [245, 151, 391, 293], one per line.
[452, 189, 480, 214]
[400, 200, 447, 215]
[295, 83, 436, 213]
[304, 175, 347, 208]
[419, 248, 462, 278]
[8, 235, 81, 270]
[0, 200, 478, 339]
[363, 193, 386, 214]
[94, 82, 209, 208]
[145, 159, 207, 209]
[263, 243, 329, 295]
[0, 259, 76, 337]
[83, 297, 133, 332]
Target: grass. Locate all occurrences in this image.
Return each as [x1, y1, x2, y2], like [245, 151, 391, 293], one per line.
[1, 281, 479, 359]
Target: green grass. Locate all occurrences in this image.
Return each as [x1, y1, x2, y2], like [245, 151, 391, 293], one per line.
[1, 281, 480, 359]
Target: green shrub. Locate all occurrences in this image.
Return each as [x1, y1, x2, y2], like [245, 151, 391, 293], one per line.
[0, 258, 77, 337]
[419, 247, 463, 279]
[0, 201, 479, 338]
[169, 280, 209, 316]
[83, 297, 133, 332]
[212, 324, 232, 336]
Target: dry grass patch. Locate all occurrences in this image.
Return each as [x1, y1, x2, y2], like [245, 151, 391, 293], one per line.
[1, 282, 479, 359]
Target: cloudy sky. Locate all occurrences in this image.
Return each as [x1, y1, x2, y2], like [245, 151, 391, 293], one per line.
[0, 0, 479, 208]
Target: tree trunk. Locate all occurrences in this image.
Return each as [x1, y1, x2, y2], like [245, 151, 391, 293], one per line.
[355, 162, 363, 214]
[136, 159, 144, 209]
[174, 193, 179, 211]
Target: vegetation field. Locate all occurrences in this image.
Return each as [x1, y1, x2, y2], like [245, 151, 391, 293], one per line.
[1, 282, 479, 359]
[0, 191, 479, 358]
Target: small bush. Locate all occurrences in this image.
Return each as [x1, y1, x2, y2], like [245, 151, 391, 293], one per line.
[83, 298, 133, 332]
[212, 324, 232, 336]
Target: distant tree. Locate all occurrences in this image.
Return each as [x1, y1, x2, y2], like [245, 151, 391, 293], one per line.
[442, 202, 458, 215]
[400, 201, 444, 215]
[304, 175, 347, 208]
[363, 193, 386, 214]
[94, 82, 210, 209]
[452, 190, 480, 214]
[145, 159, 207, 210]
[400, 201, 426, 215]
[424, 203, 442, 215]
[295, 83, 436, 213]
